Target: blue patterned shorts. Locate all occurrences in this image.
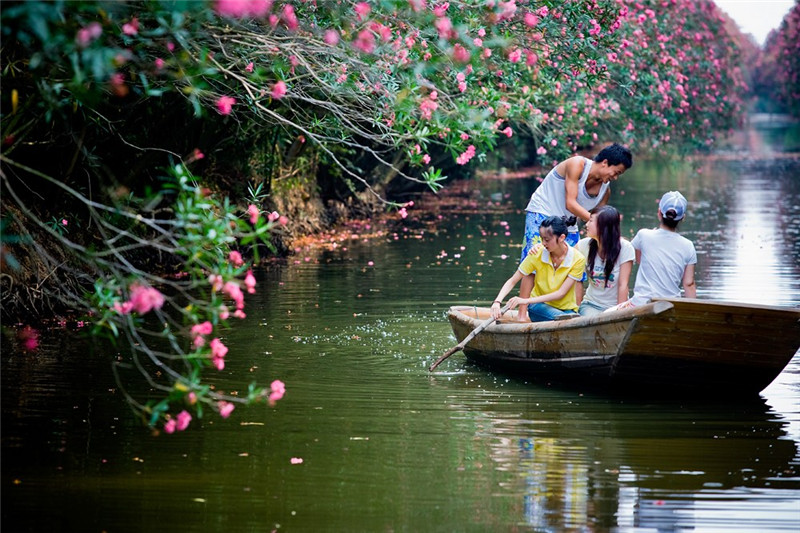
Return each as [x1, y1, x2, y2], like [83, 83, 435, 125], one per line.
[519, 211, 580, 263]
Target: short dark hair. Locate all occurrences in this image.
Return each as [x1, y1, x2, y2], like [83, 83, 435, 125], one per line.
[539, 215, 569, 237]
[594, 143, 632, 169]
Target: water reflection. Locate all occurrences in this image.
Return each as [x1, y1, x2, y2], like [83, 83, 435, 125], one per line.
[2, 125, 800, 532]
[456, 390, 797, 531]
[712, 161, 800, 305]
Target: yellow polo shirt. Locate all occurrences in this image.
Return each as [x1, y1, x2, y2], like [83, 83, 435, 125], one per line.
[518, 246, 586, 311]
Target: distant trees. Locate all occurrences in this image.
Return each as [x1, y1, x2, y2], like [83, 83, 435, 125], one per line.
[752, 2, 800, 117]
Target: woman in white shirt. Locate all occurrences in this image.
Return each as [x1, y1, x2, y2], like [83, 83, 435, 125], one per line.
[575, 205, 635, 316]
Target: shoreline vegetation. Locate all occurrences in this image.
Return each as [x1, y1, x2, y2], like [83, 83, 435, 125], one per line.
[2, 0, 799, 429]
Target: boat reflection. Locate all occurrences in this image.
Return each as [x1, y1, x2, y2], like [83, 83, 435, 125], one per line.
[447, 385, 797, 531]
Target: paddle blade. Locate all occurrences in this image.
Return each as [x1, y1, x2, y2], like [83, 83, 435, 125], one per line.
[429, 345, 461, 371]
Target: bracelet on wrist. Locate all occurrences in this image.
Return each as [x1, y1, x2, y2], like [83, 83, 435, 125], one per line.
[492, 300, 501, 306]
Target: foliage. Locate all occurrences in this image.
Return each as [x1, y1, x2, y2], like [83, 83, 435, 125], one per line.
[754, 1, 800, 118]
[0, 0, 756, 430]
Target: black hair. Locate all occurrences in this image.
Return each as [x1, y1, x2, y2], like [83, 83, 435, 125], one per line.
[594, 143, 633, 169]
[587, 205, 622, 288]
[539, 215, 569, 238]
[661, 208, 682, 229]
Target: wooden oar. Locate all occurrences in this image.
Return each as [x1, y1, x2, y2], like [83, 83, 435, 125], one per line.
[429, 304, 511, 371]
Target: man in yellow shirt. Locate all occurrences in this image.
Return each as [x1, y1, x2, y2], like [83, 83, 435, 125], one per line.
[491, 216, 586, 322]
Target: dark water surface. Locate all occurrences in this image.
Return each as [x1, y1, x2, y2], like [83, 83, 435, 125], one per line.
[3, 128, 800, 532]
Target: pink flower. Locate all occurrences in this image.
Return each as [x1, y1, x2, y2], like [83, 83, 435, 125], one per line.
[229, 250, 244, 266]
[128, 284, 165, 314]
[290, 457, 303, 464]
[122, 17, 139, 36]
[155, 58, 165, 70]
[210, 338, 229, 359]
[109, 72, 128, 97]
[216, 95, 236, 115]
[435, 17, 453, 40]
[244, 270, 256, 294]
[524, 13, 539, 27]
[219, 305, 230, 320]
[191, 321, 213, 336]
[213, 356, 225, 370]
[399, 207, 408, 219]
[501, 127, 513, 138]
[452, 44, 470, 63]
[215, 0, 272, 18]
[76, 22, 102, 47]
[271, 81, 287, 99]
[247, 204, 260, 224]
[224, 281, 245, 309]
[209, 274, 224, 292]
[282, 4, 298, 30]
[550, 139, 558, 146]
[269, 379, 286, 403]
[536, 146, 547, 155]
[353, 29, 375, 54]
[176, 410, 192, 431]
[218, 401, 235, 418]
[355, 2, 371, 20]
[163, 418, 177, 434]
[19, 326, 39, 352]
[422, 154, 431, 164]
[419, 97, 438, 120]
[113, 301, 134, 314]
[245, 61, 254, 72]
[278, 215, 289, 226]
[324, 30, 340, 45]
[189, 148, 204, 162]
[456, 145, 476, 165]
[508, 48, 522, 63]
[61, 218, 68, 226]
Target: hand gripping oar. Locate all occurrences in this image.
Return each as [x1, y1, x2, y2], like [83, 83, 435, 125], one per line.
[429, 304, 511, 371]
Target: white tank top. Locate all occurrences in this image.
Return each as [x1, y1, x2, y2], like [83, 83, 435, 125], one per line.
[525, 158, 610, 231]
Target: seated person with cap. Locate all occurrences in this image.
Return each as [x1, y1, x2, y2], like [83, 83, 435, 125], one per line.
[605, 190, 697, 311]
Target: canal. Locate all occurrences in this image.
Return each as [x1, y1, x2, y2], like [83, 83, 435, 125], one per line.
[3, 124, 800, 531]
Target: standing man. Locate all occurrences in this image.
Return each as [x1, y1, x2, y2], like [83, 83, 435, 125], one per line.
[515, 143, 633, 321]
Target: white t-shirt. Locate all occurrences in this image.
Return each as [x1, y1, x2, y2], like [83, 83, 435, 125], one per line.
[576, 237, 636, 308]
[630, 228, 697, 304]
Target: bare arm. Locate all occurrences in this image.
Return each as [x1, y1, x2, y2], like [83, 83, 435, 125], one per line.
[682, 264, 696, 298]
[617, 260, 633, 304]
[508, 276, 578, 308]
[491, 270, 526, 318]
[562, 157, 592, 222]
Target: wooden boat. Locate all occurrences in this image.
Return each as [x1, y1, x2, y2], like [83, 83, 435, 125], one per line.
[446, 298, 800, 395]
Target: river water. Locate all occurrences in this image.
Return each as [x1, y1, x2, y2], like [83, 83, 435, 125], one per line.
[3, 125, 800, 532]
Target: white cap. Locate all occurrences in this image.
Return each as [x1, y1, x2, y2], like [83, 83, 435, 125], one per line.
[659, 191, 687, 220]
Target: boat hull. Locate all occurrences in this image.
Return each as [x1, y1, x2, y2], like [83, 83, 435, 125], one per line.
[447, 299, 800, 395]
